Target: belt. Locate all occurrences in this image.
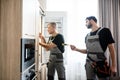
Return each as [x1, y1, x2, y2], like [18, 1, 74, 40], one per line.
[86, 58, 106, 63]
[49, 59, 63, 63]
[51, 53, 62, 55]
[88, 52, 104, 54]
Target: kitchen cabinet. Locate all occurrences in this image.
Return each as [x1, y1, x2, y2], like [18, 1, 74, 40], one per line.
[22, 0, 46, 80]
[22, 0, 36, 38]
[22, 0, 46, 38]
[0, 0, 46, 80]
[37, 64, 47, 80]
[35, 2, 47, 80]
[40, 64, 47, 80]
[38, 0, 46, 11]
[0, 0, 22, 80]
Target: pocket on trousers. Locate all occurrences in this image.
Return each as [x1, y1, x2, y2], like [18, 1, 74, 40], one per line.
[56, 53, 63, 59]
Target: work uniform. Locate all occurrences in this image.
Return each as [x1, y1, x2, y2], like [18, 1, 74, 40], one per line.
[47, 34, 66, 80]
[85, 27, 115, 80]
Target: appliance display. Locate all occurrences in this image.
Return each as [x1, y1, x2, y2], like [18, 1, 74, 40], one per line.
[24, 44, 35, 62]
[21, 38, 35, 72]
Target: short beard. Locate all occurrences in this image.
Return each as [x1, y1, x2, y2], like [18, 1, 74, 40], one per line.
[87, 24, 92, 29]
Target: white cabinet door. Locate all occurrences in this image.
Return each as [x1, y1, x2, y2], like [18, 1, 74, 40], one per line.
[22, 0, 36, 38]
[38, 0, 46, 11]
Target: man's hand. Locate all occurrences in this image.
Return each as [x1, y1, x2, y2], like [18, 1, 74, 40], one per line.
[111, 66, 117, 76]
[108, 43, 117, 76]
[70, 45, 77, 51]
[39, 33, 44, 39]
[39, 42, 43, 46]
[70, 45, 87, 54]
[39, 33, 46, 43]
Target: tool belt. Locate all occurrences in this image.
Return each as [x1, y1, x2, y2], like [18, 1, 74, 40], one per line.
[87, 56, 111, 78]
[92, 61, 111, 78]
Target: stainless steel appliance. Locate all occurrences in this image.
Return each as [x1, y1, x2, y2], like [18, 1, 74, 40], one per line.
[21, 65, 36, 80]
[21, 38, 36, 80]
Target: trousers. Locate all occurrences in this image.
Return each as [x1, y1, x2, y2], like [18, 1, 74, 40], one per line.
[47, 55, 66, 80]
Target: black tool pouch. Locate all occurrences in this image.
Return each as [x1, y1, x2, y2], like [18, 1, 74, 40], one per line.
[87, 55, 111, 78]
[93, 61, 111, 78]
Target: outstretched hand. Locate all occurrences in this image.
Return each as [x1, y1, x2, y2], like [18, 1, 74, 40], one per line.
[70, 45, 77, 51]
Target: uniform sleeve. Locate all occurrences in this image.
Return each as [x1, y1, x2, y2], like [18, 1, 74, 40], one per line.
[105, 28, 115, 44]
[52, 34, 64, 45]
[98, 28, 115, 52]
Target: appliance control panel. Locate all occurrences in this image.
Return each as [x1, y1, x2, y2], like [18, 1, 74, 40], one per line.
[21, 65, 35, 80]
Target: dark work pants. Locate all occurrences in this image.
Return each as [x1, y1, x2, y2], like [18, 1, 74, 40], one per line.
[47, 55, 66, 80]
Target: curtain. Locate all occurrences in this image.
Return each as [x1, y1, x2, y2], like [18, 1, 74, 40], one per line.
[98, 0, 120, 76]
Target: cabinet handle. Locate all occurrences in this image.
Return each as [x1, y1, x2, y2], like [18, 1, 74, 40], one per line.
[25, 34, 35, 37]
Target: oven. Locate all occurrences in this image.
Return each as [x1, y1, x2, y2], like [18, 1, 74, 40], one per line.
[21, 65, 36, 80]
[21, 38, 36, 80]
